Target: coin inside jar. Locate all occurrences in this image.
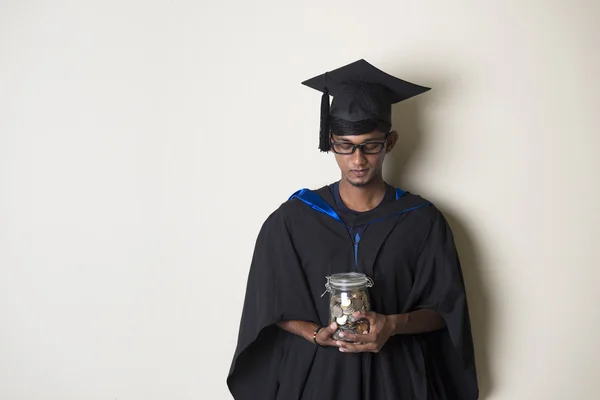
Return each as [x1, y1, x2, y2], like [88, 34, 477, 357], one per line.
[356, 320, 370, 335]
[340, 296, 352, 309]
[336, 315, 348, 325]
[332, 305, 343, 318]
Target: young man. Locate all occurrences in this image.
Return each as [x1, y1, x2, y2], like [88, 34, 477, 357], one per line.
[227, 59, 479, 400]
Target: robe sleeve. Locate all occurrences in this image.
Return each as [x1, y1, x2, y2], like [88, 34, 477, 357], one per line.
[227, 207, 320, 399]
[412, 209, 479, 399]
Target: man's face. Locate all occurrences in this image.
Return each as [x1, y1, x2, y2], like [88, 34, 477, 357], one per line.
[331, 130, 398, 188]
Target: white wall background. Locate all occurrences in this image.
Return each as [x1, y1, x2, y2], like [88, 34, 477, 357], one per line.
[1, 1, 599, 399]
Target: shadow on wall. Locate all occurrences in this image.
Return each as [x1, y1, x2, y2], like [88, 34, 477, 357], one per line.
[384, 80, 494, 399]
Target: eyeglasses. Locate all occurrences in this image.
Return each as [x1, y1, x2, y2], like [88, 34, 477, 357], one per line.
[330, 136, 389, 155]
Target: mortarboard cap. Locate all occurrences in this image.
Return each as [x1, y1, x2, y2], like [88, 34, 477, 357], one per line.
[302, 59, 431, 152]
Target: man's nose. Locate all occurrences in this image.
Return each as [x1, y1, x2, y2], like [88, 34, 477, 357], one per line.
[351, 146, 366, 164]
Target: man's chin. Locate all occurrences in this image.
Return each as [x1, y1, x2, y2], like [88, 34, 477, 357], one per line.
[345, 175, 373, 188]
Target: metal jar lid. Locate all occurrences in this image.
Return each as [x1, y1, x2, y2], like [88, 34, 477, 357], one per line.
[323, 272, 374, 295]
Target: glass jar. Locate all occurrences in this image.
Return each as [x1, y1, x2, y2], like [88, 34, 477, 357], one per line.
[324, 272, 374, 341]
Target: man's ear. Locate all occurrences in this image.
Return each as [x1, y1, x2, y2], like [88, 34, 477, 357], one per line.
[385, 131, 399, 153]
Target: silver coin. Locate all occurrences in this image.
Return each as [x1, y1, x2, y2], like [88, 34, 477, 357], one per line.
[352, 298, 364, 310]
[330, 297, 340, 308]
[332, 305, 343, 318]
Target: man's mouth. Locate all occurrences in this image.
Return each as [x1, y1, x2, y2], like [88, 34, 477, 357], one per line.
[350, 169, 369, 177]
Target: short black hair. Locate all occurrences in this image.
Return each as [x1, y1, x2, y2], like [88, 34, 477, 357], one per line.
[329, 117, 391, 137]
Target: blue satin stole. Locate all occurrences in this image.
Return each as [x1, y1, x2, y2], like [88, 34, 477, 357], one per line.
[288, 187, 428, 227]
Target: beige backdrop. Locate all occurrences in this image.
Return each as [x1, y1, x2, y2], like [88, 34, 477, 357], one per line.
[1, 1, 599, 399]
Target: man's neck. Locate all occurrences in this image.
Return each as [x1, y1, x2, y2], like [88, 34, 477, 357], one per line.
[338, 178, 387, 212]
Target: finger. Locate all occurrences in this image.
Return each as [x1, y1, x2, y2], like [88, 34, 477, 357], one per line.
[339, 331, 376, 343]
[336, 341, 362, 352]
[340, 343, 377, 353]
[352, 310, 377, 325]
[354, 310, 375, 318]
[327, 322, 338, 334]
[325, 339, 343, 347]
[318, 322, 338, 340]
[316, 323, 340, 346]
[337, 341, 376, 353]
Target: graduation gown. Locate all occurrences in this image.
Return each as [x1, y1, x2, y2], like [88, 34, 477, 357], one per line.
[227, 185, 479, 400]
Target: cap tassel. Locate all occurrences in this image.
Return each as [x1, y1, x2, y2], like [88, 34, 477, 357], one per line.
[319, 88, 330, 152]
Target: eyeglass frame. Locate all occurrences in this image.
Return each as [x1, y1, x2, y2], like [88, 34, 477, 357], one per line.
[329, 132, 391, 155]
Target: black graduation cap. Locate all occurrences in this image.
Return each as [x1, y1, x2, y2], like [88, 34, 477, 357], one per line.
[301, 59, 431, 152]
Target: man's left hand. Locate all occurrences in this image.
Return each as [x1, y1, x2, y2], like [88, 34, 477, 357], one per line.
[336, 310, 397, 353]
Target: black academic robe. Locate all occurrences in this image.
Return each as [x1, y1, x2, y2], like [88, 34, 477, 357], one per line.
[227, 185, 479, 400]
